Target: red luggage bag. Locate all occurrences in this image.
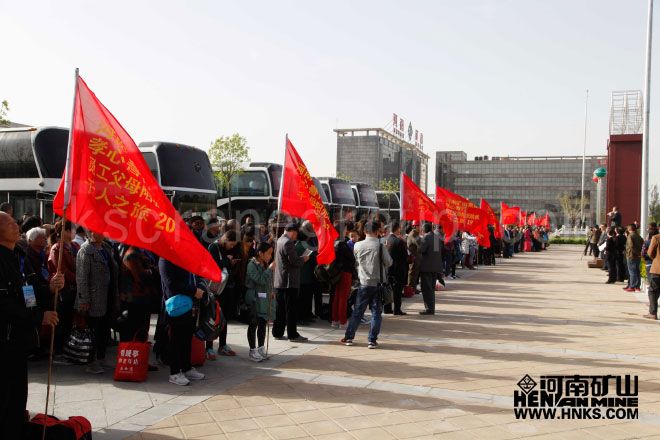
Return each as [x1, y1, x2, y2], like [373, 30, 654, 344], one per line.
[26, 414, 92, 440]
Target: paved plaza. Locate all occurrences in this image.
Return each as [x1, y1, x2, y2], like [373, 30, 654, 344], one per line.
[28, 245, 660, 439]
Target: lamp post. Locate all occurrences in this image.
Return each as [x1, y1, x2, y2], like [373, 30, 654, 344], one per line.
[641, 0, 654, 234]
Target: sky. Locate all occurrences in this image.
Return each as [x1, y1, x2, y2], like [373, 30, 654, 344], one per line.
[1, 0, 657, 188]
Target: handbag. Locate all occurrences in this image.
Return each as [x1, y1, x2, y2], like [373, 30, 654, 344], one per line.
[194, 294, 226, 342]
[165, 294, 193, 317]
[26, 414, 92, 440]
[62, 325, 94, 365]
[378, 244, 394, 306]
[113, 333, 151, 382]
[207, 267, 229, 297]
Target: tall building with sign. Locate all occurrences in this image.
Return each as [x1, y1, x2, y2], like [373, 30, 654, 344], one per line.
[435, 152, 607, 225]
[335, 127, 429, 192]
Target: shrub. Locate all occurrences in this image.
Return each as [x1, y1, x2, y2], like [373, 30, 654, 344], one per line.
[549, 237, 587, 245]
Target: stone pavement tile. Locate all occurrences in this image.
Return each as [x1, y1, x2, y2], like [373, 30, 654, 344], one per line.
[300, 420, 344, 436]
[581, 424, 644, 439]
[139, 427, 184, 439]
[266, 425, 309, 439]
[314, 433, 355, 440]
[179, 422, 224, 439]
[255, 414, 296, 428]
[204, 398, 241, 411]
[462, 425, 521, 440]
[218, 418, 261, 433]
[288, 409, 330, 423]
[351, 426, 397, 440]
[245, 404, 286, 417]
[174, 411, 215, 426]
[208, 408, 251, 422]
[278, 400, 317, 413]
[224, 429, 272, 440]
[384, 421, 433, 438]
[334, 415, 381, 430]
[319, 405, 358, 419]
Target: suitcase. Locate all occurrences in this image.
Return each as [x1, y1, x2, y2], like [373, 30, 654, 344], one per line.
[191, 335, 206, 367]
[26, 414, 92, 440]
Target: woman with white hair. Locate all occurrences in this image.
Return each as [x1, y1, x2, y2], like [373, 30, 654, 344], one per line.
[26, 227, 51, 306]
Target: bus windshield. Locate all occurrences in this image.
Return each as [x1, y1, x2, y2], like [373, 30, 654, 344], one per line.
[314, 178, 329, 203]
[230, 171, 270, 197]
[330, 181, 355, 205]
[358, 186, 378, 207]
[156, 145, 216, 191]
[270, 167, 281, 197]
[33, 128, 68, 178]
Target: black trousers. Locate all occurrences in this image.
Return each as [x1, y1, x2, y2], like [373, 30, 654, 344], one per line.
[384, 275, 405, 313]
[298, 283, 321, 321]
[0, 349, 27, 440]
[607, 255, 618, 282]
[247, 317, 267, 349]
[272, 288, 299, 339]
[87, 314, 110, 361]
[169, 312, 194, 375]
[120, 302, 151, 342]
[420, 272, 436, 313]
[54, 296, 75, 354]
[593, 245, 600, 259]
[616, 254, 627, 282]
[648, 274, 660, 316]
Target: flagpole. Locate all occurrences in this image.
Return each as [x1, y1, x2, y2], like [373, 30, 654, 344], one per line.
[641, 0, 654, 235]
[44, 68, 78, 433]
[580, 89, 589, 226]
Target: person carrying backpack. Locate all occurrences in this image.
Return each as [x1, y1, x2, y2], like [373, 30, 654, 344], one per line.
[245, 242, 275, 361]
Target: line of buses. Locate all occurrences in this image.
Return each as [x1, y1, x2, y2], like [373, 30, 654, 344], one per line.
[0, 127, 401, 224]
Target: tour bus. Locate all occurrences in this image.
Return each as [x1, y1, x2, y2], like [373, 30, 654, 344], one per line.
[316, 177, 356, 222]
[375, 190, 401, 221]
[351, 182, 379, 221]
[137, 142, 218, 218]
[0, 126, 67, 222]
[216, 162, 282, 223]
[0, 127, 217, 222]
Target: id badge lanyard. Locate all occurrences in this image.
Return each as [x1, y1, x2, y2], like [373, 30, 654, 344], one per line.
[19, 256, 37, 308]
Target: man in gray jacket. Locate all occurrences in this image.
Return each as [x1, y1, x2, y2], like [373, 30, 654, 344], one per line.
[341, 220, 392, 349]
[419, 223, 443, 315]
[273, 223, 310, 342]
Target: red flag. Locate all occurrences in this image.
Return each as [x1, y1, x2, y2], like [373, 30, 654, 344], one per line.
[480, 199, 502, 239]
[466, 206, 490, 248]
[435, 187, 471, 232]
[539, 213, 550, 228]
[501, 202, 521, 225]
[519, 210, 527, 227]
[53, 76, 221, 281]
[280, 138, 338, 265]
[400, 173, 439, 224]
[527, 212, 536, 226]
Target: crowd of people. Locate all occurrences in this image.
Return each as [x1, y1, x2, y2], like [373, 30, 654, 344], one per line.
[0, 199, 552, 436]
[585, 206, 660, 321]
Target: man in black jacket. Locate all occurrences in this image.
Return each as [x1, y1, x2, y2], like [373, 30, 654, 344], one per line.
[418, 223, 443, 315]
[0, 212, 62, 439]
[385, 222, 408, 315]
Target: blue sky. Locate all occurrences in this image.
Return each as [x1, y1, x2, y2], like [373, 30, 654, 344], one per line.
[1, 0, 657, 186]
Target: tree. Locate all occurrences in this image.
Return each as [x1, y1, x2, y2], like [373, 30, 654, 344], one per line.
[208, 133, 250, 218]
[336, 172, 352, 182]
[0, 100, 9, 127]
[649, 184, 660, 224]
[558, 192, 584, 228]
[379, 178, 399, 217]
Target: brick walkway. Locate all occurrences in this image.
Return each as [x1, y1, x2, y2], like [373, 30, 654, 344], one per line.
[30, 245, 660, 439]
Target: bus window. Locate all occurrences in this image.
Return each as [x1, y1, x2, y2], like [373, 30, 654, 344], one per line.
[314, 179, 328, 203]
[358, 186, 378, 207]
[330, 181, 355, 205]
[142, 151, 159, 182]
[352, 188, 359, 205]
[0, 131, 38, 178]
[156, 146, 215, 191]
[230, 171, 269, 197]
[321, 183, 331, 201]
[270, 168, 281, 197]
[33, 128, 68, 178]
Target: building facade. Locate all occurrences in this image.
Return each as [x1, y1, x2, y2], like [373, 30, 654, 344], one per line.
[335, 128, 429, 192]
[435, 151, 608, 226]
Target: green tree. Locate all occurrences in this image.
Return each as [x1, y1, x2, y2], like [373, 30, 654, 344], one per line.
[208, 133, 250, 218]
[0, 100, 9, 127]
[558, 192, 584, 228]
[649, 184, 660, 224]
[336, 172, 352, 182]
[379, 178, 399, 217]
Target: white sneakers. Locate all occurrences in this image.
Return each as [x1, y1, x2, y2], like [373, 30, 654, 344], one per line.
[331, 321, 340, 329]
[257, 346, 268, 360]
[169, 368, 205, 386]
[249, 348, 264, 362]
[169, 372, 190, 386]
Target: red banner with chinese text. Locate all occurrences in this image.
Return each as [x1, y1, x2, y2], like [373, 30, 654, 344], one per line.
[501, 202, 521, 225]
[400, 173, 441, 224]
[520, 211, 527, 227]
[280, 138, 338, 265]
[53, 76, 221, 281]
[435, 187, 488, 244]
[480, 199, 503, 239]
[527, 212, 536, 227]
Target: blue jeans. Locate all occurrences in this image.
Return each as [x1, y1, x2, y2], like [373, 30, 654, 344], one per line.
[344, 286, 382, 343]
[627, 258, 641, 289]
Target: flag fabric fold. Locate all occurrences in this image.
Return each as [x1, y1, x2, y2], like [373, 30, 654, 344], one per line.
[480, 198, 503, 239]
[400, 173, 440, 224]
[53, 75, 221, 281]
[501, 202, 521, 226]
[280, 138, 338, 265]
